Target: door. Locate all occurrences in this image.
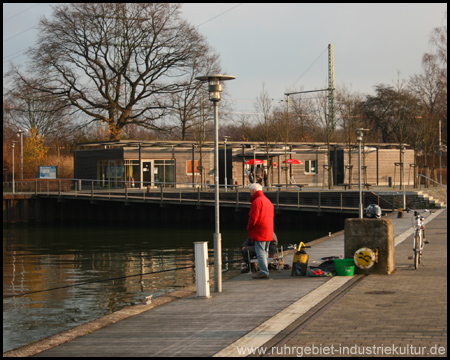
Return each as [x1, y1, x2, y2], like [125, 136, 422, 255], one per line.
[330, 149, 344, 185]
[142, 161, 152, 186]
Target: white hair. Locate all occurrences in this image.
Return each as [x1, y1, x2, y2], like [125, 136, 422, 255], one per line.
[249, 183, 263, 192]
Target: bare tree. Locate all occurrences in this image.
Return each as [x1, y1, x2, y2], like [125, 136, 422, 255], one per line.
[10, 3, 216, 140]
[336, 86, 365, 185]
[5, 81, 72, 140]
[253, 83, 276, 185]
[412, 14, 447, 171]
[273, 97, 296, 184]
[231, 113, 254, 142]
[168, 46, 221, 140]
[409, 61, 444, 166]
[362, 81, 420, 144]
[423, 13, 447, 96]
[287, 95, 316, 142]
[307, 90, 334, 187]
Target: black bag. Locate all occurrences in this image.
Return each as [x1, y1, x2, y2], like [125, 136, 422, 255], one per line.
[317, 256, 338, 275]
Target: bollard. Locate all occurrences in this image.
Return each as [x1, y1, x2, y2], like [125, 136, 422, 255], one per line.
[194, 242, 211, 298]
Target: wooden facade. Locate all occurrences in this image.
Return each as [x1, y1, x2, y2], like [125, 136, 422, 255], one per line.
[231, 146, 415, 188]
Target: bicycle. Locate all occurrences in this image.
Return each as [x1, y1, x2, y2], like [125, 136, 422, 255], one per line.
[405, 208, 434, 269]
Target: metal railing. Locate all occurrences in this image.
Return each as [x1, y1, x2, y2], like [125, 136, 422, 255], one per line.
[3, 178, 397, 214]
[417, 174, 447, 189]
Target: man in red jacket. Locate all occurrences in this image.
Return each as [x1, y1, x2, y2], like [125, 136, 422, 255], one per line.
[247, 183, 275, 279]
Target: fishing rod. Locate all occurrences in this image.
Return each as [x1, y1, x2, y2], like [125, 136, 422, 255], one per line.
[4, 258, 243, 298]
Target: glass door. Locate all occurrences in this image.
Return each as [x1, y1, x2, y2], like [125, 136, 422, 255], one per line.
[107, 160, 124, 188]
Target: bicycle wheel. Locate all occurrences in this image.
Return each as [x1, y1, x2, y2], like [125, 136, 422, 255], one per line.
[419, 229, 425, 264]
[414, 230, 421, 269]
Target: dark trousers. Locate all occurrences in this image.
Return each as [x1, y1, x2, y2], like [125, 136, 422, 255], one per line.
[242, 246, 256, 265]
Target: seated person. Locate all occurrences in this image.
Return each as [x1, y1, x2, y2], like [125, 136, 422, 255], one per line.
[241, 232, 278, 273]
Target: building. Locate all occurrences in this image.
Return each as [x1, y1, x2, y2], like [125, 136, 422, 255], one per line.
[74, 140, 415, 188]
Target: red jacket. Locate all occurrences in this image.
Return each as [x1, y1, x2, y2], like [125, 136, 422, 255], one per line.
[247, 190, 274, 242]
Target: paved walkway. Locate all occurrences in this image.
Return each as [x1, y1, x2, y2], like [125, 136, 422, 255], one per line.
[8, 210, 446, 357]
[266, 211, 447, 356]
[259, 210, 447, 357]
[217, 210, 447, 357]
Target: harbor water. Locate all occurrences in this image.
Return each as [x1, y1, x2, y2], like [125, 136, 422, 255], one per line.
[3, 223, 337, 352]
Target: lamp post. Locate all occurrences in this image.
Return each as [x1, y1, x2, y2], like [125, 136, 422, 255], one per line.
[224, 136, 229, 192]
[17, 130, 25, 180]
[401, 146, 406, 209]
[196, 74, 236, 293]
[253, 147, 256, 183]
[438, 119, 442, 185]
[11, 141, 17, 194]
[353, 129, 369, 218]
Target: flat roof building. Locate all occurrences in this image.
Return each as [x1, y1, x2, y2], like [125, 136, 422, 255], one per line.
[74, 140, 415, 189]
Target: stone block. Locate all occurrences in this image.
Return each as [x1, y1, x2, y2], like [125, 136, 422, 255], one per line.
[344, 218, 395, 274]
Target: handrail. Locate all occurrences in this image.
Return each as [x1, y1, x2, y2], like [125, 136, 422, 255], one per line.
[417, 174, 447, 189]
[3, 178, 398, 214]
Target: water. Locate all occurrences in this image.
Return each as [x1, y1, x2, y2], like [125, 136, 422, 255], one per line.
[3, 224, 333, 352]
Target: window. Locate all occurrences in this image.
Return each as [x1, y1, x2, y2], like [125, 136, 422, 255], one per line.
[97, 159, 124, 187]
[154, 160, 175, 187]
[124, 160, 140, 183]
[304, 160, 317, 175]
[186, 160, 200, 175]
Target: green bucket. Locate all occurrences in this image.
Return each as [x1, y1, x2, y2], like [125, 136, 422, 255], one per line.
[334, 258, 355, 276]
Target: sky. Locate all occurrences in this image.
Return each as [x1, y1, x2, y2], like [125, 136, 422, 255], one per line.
[3, 3, 447, 116]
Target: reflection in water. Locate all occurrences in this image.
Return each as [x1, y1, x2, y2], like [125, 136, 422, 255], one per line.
[3, 224, 332, 352]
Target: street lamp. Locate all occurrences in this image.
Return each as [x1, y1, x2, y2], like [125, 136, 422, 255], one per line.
[11, 141, 17, 194]
[196, 74, 236, 293]
[353, 128, 369, 218]
[438, 119, 442, 185]
[17, 129, 26, 180]
[224, 136, 229, 192]
[401, 146, 406, 209]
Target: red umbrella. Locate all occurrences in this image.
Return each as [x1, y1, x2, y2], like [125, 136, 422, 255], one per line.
[282, 159, 304, 165]
[244, 159, 264, 165]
